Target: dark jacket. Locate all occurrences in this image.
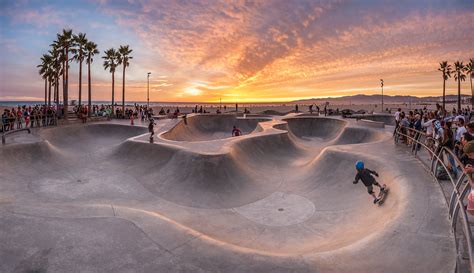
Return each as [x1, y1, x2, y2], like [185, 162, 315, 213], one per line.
[414, 119, 422, 131]
[354, 169, 378, 187]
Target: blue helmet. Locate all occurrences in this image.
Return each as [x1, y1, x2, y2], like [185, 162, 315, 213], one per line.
[355, 161, 364, 170]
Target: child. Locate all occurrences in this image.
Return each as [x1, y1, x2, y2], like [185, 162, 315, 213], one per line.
[148, 118, 156, 139]
[353, 161, 385, 204]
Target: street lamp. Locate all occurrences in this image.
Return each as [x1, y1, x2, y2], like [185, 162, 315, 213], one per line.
[147, 72, 151, 108]
[380, 79, 384, 112]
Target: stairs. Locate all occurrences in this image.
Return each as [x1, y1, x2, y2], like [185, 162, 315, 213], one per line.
[67, 111, 79, 122]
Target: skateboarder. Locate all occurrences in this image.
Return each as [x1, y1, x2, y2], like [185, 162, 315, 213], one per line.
[232, 126, 242, 137]
[148, 118, 156, 139]
[353, 161, 385, 204]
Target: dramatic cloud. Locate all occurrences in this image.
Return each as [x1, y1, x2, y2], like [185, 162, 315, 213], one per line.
[1, 0, 473, 102]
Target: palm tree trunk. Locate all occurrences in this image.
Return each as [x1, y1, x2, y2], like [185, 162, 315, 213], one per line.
[78, 60, 82, 106]
[48, 80, 52, 107]
[442, 77, 446, 112]
[471, 75, 473, 109]
[64, 48, 69, 116]
[56, 77, 59, 111]
[44, 79, 47, 106]
[88, 58, 92, 118]
[112, 72, 115, 117]
[458, 72, 461, 112]
[62, 57, 66, 118]
[122, 65, 125, 116]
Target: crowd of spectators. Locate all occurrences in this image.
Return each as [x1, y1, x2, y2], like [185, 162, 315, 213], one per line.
[395, 104, 474, 211]
[1, 105, 57, 132]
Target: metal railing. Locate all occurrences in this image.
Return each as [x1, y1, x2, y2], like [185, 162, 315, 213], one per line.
[395, 126, 474, 272]
[1, 113, 58, 144]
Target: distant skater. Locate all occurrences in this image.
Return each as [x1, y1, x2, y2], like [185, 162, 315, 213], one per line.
[232, 126, 242, 137]
[148, 118, 156, 140]
[353, 161, 385, 204]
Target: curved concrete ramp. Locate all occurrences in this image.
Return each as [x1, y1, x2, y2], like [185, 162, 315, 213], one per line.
[353, 114, 396, 126]
[0, 118, 456, 272]
[161, 114, 270, 141]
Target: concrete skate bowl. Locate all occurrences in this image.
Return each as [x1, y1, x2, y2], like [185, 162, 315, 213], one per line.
[161, 114, 271, 141]
[0, 117, 456, 272]
[39, 123, 147, 153]
[110, 136, 401, 254]
[277, 117, 385, 145]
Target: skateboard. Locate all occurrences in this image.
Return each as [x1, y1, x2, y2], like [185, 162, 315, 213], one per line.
[377, 184, 389, 205]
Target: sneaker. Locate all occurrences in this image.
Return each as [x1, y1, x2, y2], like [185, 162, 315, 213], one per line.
[373, 198, 379, 204]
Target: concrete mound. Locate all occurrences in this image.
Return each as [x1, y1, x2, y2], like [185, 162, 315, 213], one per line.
[161, 115, 270, 141]
[333, 126, 385, 145]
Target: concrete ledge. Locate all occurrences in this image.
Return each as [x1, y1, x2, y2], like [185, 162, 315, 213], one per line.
[358, 119, 385, 128]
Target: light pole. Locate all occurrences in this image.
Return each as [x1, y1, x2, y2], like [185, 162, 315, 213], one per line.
[147, 72, 151, 108]
[380, 79, 384, 112]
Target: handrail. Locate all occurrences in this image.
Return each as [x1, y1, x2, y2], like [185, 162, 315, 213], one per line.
[395, 125, 474, 272]
[1, 128, 31, 144]
[1, 114, 58, 144]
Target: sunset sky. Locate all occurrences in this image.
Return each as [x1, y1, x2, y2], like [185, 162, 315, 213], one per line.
[1, 0, 473, 103]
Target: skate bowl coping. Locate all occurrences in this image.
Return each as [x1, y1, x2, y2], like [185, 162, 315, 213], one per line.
[161, 114, 271, 142]
[357, 119, 385, 128]
[351, 114, 395, 126]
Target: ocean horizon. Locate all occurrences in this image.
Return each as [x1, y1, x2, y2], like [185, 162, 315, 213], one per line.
[0, 101, 293, 108]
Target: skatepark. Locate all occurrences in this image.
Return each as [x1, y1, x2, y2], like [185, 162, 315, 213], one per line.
[0, 114, 460, 272]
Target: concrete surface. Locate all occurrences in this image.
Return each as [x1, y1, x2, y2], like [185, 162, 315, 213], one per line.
[0, 114, 456, 272]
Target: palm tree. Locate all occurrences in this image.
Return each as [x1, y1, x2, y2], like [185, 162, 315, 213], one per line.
[118, 45, 133, 116]
[71, 33, 88, 106]
[46, 59, 54, 107]
[49, 40, 63, 113]
[438, 61, 452, 113]
[56, 29, 73, 116]
[103, 48, 120, 116]
[49, 46, 63, 111]
[453, 61, 467, 112]
[85, 41, 99, 117]
[465, 58, 474, 109]
[37, 54, 52, 106]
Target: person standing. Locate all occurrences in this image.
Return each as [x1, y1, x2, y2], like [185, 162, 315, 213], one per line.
[393, 108, 401, 135]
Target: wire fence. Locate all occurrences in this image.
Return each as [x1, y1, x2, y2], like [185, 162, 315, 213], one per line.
[395, 125, 474, 273]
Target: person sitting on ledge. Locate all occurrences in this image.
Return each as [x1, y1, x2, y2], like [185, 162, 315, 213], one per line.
[232, 126, 242, 137]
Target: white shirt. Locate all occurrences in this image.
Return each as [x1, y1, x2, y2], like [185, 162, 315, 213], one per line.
[435, 127, 444, 141]
[456, 126, 467, 141]
[394, 111, 401, 121]
[422, 119, 435, 137]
